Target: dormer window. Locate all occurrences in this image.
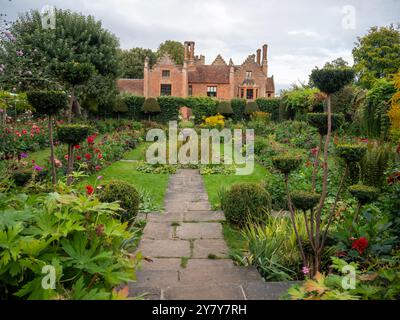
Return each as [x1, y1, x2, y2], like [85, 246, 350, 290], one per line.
[162, 70, 170, 78]
[246, 71, 252, 79]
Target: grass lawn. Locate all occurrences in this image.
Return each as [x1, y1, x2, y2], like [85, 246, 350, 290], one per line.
[78, 142, 169, 210]
[203, 162, 268, 208]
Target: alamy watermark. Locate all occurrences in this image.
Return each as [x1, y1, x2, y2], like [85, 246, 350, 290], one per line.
[40, 5, 56, 30]
[145, 121, 254, 175]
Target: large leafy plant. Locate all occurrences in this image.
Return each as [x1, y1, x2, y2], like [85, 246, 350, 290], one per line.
[0, 191, 140, 300]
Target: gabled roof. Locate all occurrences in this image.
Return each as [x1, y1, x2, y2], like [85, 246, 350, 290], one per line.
[188, 65, 230, 84]
[211, 54, 227, 66]
[117, 79, 144, 95]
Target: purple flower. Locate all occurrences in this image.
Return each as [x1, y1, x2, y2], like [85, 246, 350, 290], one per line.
[0, 64, 4, 72]
[97, 175, 103, 180]
[33, 165, 43, 171]
[302, 266, 310, 275]
[16, 50, 24, 57]
[20, 152, 28, 158]
[4, 31, 16, 42]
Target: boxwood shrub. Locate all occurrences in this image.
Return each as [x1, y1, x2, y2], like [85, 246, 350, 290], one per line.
[220, 183, 272, 227]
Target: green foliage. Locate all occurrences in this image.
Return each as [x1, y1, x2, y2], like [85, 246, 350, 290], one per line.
[26, 91, 68, 116]
[156, 96, 184, 122]
[0, 9, 121, 109]
[185, 96, 218, 123]
[216, 101, 233, 116]
[11, 169, 32, 187]
[348, 184, 380, 205]
[157, 40, 185, 65]
[120, 47, 157, 79]
[310, 67, 355, 95]
[0, 192, 138, 300]
[256, 98, 282, 121]
[57, 124, 91, 145]
[57, 61, 94, 86]
[335, 144, 367, 164]
[136, 162, 177, 174]
[142, 98, 161, 114]
[243, 215, 307, 281]
[307, 113, 344, 135]
[291, 191, 320, 211]
[352, 25, 400, 88]
[272, 155, 302, 175]
[244, 101, 259, 115]
[230, 99, 246, 122]
[360, 143, 392, 188]
[281, 87, 323, 116]
[361, 78, 396, 139]
[220, 183, 272, 227]
[123, 95, 146, 120]
[98, 180, 140, 223]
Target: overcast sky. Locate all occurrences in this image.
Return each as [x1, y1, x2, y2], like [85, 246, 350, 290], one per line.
[2, 0, 399, 92]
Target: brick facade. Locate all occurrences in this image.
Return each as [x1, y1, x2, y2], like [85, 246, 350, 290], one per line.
[117, 41, 275, 100]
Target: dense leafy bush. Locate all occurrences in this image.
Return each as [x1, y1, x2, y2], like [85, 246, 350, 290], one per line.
[216, 101, 233, 116]
[98, 180, 140, 223]
[310, 67, 355, 95]
[244, 101, 259, 115]
[348, 184, 380, 205]
[220, 183, 272, 227]
[156, 96, 185, 122]
[185, 96, 218, 123]
[360, 142, 392, 188]
[123, 95, 146, 120]
[26, 91, 68, 115]
[57, 124, 91, 145]
[142, 98, 161, 120]
[56, 61, 94, 86]
[231, 99, 246, 122]
[307, 113, 344, 135]
[256, 98, 281, 121]
[272, 155, 302, 175]
[291, 191, 321, 211]
[335, 144, 367, 164]
[0, 191, 139, 300]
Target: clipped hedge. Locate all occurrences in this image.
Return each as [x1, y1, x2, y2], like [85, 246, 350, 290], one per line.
[123, 95, 146, 120]
[185, 96, 218, 123]
[156, 96, 185, 122]
[57, 124, 91, 145]
[27, 90, 68, 116]
[231, 99, 246, 122]
[256, 98, 281, 122]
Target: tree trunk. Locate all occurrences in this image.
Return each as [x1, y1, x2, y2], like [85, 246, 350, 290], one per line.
[314, 94, 332, 274]
[68, 87, 75, 123]
[312, 134, 323, 192]
[66, 144, 74, 185]
[48, 115, 57, 187]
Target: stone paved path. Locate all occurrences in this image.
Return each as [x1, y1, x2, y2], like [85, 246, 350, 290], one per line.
[128, 169, 293, 300]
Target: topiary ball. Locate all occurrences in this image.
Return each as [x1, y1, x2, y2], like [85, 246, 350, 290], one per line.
[98, 180, 140, 223]
[272, 155, 302, 175]
[335, 144, 367, 164]
[220, 183, 271, 227]
[244, 101, 260, 115]
[310, 67, 355, 95]
[57, 124, 91, 145]
[307, 113, 344, 136]
[26, 90, 68, 116]
[291, 191, 320, 211]
[348, 184, 379, 205]
[216, 101, 233, 115]
[142, 97, 161, 114]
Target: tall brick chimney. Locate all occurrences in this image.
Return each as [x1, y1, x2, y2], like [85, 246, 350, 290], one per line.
[256, 49, 261, 65]
[262, 44, 268, 75]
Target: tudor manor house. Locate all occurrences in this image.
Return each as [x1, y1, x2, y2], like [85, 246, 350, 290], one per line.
[118, 41, 275, 100]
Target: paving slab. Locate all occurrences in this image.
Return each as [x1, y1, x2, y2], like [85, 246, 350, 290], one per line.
[184, 211, 225, 222]
[163, 284, 246, 300]
[242, 281, 300, 300]
[147, 212, 183, 222]
[138, 239, 191, 258]
[142, 222, 174, 240]
[176, 223, 223, 239]
[192, 239, 229, 258]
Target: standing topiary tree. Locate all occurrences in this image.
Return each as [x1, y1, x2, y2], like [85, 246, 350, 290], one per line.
[244, 101, 260, 117]
[142, 97, 161, 120]
[27, 91, 68, 186]
[216, 101, 234, 117]
[57, 124, 91, 185]
[56, 61, 94, 122]
[274, 65, 354, 275]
